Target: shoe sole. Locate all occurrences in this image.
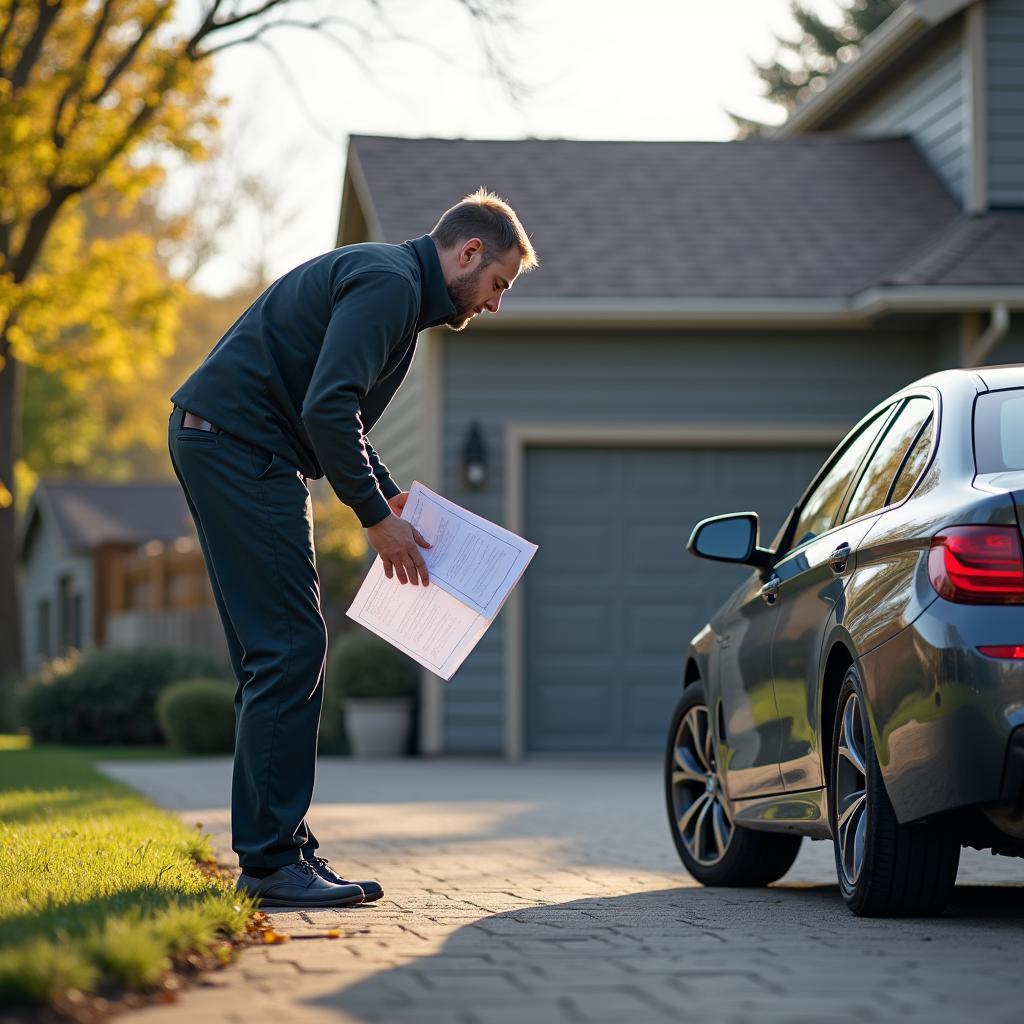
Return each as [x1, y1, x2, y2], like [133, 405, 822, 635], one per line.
[361, 890, 384, 902]
[254, 892, 365, 908]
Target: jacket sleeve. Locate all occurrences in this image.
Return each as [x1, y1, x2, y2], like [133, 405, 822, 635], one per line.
[364, 438, 403, 501]
[302, 271, 416, 528]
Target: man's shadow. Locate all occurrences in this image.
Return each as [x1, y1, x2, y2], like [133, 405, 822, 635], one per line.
[282, 883, 1024, 1022]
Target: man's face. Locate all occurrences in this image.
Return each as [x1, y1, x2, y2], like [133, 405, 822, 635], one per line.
[444, 241, 522, 331]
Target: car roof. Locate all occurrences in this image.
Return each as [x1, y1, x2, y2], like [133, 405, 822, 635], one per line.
[902, 365, 1024, 394]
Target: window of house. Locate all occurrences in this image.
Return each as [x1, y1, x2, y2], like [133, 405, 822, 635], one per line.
[59, 576, 82, 652]
[36, 599, 51, 658]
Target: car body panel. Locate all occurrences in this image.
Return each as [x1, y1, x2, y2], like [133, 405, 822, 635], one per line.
[681, 366, 1024, 841]
[707, 576, 786, 798]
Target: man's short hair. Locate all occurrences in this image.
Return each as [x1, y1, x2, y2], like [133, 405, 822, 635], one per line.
[430, 187, 538, 272]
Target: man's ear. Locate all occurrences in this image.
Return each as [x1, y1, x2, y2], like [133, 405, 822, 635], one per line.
[460, 237, 484, 266]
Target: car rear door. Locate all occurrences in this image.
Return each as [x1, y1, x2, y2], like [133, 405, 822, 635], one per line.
[770, 396, 934, 791]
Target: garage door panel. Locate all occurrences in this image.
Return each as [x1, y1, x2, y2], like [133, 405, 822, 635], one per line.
[533, 526, 610, 571]
[627, 604, 687, 652]
[534, 604, 612, 654]
[524, 444, 828, 753]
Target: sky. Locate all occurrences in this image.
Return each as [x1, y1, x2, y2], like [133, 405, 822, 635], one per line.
[167, 0, 842, 296]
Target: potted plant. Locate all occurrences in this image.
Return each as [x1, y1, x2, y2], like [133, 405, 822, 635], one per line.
[325, 629, 418, 756]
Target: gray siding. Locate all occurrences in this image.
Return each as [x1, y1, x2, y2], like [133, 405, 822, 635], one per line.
[439, 327, 945, 753]
[18, 518, 93, 675]
[988, 0, 1024, 207]
[835, 23, 966, 203]
[366, 331, 432, 495]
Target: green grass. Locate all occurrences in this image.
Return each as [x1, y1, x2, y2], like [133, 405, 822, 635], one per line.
[0, 744, 256, 1006]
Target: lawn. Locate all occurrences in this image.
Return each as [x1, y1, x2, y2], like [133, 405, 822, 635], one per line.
[0, 741, 257, 1009]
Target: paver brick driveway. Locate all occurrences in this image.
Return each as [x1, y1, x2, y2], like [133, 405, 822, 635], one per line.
[99, 757, 1024, 1024]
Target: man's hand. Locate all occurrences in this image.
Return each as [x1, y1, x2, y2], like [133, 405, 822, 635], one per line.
[366, 513, 431, 585]
[387, 491, 409, 517]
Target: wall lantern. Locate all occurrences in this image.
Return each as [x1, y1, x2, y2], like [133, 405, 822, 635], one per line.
[460, 422, 489, 491]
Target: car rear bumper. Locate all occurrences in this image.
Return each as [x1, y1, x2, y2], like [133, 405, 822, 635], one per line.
[857, 600, 1024, 823]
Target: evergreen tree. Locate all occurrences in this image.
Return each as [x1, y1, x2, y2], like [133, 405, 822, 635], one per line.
[732, 0, 904, 138]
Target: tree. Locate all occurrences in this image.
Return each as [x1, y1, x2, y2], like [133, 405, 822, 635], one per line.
[0, 0, 521, 687]
[731, 0, 903, 138]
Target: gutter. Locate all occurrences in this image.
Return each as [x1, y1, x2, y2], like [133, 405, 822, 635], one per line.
[475, 287, 1024, 331]
[774, 0, 974, 137]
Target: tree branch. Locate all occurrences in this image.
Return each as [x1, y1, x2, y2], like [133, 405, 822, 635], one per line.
[50, 0, 117, 147]
[83, 1, 173, 107]
[0, 0, 26, 80]
[7, 0, 61, 92]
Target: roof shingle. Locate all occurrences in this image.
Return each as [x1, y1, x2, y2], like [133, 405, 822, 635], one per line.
[349, 134, 1024, 300]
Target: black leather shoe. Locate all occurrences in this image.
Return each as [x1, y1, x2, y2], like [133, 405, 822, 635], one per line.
[236, 860, 365, 908]
[306, 855, 384, 902]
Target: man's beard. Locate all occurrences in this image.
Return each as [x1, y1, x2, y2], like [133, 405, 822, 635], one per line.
[444, 263, 485, 331]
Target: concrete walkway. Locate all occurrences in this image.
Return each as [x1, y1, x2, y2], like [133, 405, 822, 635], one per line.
[99, 757, 1024, 1024]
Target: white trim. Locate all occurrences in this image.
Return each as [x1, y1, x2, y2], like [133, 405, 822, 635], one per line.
[775, 0, 974, 136]
[963, 1, 988, 213]
[418, 328, 446, 755]
[501, 422, 847, 759]
[344, 146, 384, 243]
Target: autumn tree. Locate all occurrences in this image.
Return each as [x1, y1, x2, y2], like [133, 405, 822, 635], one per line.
[730, 0, 903, 138]
[0, 0, 520, 687]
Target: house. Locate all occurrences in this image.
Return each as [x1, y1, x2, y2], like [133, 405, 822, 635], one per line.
[16, 479, 225, 673]
[338, 0, 1024, 758]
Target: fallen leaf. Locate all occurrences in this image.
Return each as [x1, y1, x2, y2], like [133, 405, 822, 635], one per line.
[325, 929, 340, 939]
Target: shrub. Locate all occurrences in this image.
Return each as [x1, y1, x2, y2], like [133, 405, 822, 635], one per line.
[156, 678, 235, 754]
[24, 646, 225, 745]
[326, 629, 419, 700]
[319, 630, 418, 752]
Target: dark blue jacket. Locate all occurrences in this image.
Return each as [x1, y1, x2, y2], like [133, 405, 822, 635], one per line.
[171, 234, 455, 527]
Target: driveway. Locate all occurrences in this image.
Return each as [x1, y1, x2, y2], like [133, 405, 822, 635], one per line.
[99, 756, 1024, 1024]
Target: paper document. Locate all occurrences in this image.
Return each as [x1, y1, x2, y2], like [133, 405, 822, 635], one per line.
[347, 482, 538, 680]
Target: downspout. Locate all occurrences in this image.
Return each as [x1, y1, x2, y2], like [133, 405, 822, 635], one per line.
[965, 303, 1011, 366]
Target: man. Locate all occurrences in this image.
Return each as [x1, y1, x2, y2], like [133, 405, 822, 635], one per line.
[167, 188, 537, 908]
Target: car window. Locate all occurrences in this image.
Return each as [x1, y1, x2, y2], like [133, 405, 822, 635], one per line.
[974, 388, 1024, 472]
[843, 398, 932, 522]
[788, 407, 893, 551]
[889, 415, 934, 504]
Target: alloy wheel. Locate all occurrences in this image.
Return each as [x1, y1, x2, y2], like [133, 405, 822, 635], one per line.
[669, 704, 733, 866]
[835, 690, 868, 888]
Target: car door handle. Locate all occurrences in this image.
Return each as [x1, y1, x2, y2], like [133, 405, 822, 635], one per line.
[759, 577, 781, 605]
[828, 543, 852, 574]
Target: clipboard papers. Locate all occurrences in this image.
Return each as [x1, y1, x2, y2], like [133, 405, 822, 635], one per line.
[346, 482, 538, 680]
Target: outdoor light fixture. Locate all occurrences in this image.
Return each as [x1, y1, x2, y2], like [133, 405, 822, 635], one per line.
[461, 422, 488, 490]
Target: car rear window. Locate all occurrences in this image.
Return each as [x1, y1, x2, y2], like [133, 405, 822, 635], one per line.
[975, 389, 1024, 472]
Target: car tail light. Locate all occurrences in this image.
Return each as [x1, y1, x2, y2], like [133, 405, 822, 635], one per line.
[978, 645, 1024, 659]
[928, 526, 1024, 604]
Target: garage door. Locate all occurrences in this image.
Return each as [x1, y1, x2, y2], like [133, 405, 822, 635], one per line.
[523, 446, 829, 753]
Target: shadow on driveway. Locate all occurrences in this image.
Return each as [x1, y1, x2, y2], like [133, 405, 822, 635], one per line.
[294, 883, 1024, 1024]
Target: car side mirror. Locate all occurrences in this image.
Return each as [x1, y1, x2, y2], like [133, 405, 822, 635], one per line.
[687, 512, 771, 568]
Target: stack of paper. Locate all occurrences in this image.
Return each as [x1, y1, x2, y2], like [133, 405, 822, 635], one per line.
[347, 482, 538, 680]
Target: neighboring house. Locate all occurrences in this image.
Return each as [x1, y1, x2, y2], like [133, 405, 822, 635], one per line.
[340, 0, 1024, 757]
[16, 479, 225, 674]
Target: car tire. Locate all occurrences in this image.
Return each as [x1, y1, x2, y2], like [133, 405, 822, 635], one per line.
[665, 682, 802, 887]
[828, 664, 960, 917]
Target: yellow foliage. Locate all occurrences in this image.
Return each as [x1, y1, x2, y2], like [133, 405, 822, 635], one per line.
[0, 0, 224, 383]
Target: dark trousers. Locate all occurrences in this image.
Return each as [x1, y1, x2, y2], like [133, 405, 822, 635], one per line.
[167, 405, 326, 869]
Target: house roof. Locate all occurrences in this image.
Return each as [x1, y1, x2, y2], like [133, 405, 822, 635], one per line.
[18, 479, 193, 562]
[886, 214, 1024, 287]
[775, 0, 974, 136]
[346, 134, 1023, 305]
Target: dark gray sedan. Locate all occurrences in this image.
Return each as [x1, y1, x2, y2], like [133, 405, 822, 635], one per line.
[666, 366, 1024, 917]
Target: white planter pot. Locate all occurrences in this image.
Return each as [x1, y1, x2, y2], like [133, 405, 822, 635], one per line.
[342, 697, 414, 757]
